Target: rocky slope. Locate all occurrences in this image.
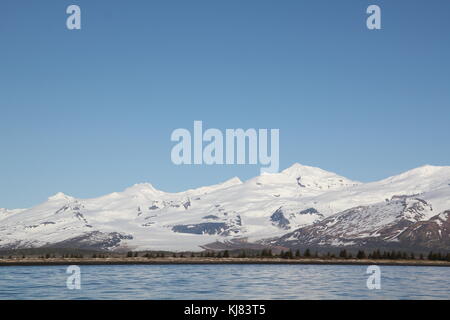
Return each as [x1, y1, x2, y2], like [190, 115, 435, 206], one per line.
[267, 195, 450, 250]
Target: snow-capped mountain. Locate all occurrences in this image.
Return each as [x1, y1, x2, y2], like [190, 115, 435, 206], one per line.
[1, 163, 449, 251]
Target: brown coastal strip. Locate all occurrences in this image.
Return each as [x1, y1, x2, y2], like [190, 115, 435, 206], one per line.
[0, 258, 449, 267]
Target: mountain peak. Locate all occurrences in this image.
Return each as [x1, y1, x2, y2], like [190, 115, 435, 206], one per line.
[281, 163, 322, 174]
[181, 176, 243, 196]
[123, 183, 159, 194]
[47, 192, 74, 202]
[412, 164, 448, 173]
[278, 163, 360, 190]
[222, 176, 243, 186]
[384, 164, 450, 182]
[281, 163, 346, 178]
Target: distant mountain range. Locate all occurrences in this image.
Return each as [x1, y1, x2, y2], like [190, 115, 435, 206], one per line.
[1, 163, 449, 252]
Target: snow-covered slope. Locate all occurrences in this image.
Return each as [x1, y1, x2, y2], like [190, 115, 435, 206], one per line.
[1, 163, 449, 251]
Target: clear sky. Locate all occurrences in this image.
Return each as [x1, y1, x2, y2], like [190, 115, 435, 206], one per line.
[1, 0, 450, 209]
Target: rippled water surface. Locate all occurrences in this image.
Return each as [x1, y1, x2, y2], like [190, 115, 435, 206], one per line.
[0, 264, 449, 299]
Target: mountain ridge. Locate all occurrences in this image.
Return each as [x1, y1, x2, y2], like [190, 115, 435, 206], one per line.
[1, 163, 449, 251]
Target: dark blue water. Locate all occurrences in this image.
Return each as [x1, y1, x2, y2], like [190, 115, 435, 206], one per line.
[0, 264, 448, 299]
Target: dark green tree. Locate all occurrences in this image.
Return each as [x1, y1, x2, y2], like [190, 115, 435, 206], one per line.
[304, 249, 311, 258]
[356, 250, 366, 259]
[339, 249, 348, 259]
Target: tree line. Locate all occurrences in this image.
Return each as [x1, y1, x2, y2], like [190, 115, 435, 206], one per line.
[2, 249, 449, 261]
[122, 248, 450, 262]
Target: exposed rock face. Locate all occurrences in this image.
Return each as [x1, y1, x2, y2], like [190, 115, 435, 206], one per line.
[270, 208, 290, 230]
[267, 196, 449, 250]
[398, 211, 450, 249]
[202, 215, 220, 220]
[172, 223, 233, 235]
[48, 231, 133, 251]
[299, 208, 320, 215]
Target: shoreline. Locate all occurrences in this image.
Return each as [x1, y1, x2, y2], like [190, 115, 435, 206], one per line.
[1, 257, 449, 267]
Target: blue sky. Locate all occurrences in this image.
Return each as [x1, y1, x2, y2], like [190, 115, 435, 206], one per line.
[1, 0, 450, 208]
